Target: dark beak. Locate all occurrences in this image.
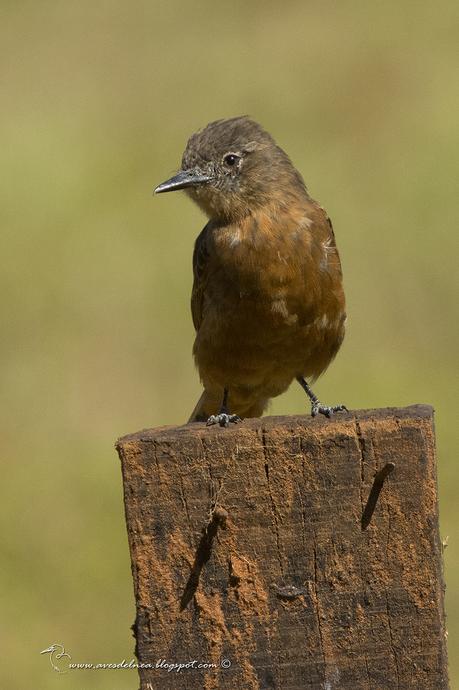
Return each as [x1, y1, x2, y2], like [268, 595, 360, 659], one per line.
[154, 169, 212, 194]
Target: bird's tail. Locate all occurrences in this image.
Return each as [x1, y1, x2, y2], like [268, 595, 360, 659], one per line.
[188, 390, 268, 423]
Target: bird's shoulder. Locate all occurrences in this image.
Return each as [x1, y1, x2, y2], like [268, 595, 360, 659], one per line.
[293, 199, 341, 271]
[293, 198, 336, 243]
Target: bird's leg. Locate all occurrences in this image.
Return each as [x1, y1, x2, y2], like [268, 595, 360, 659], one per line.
[206, 388, 241, 428]
[296, 376, 347, 418]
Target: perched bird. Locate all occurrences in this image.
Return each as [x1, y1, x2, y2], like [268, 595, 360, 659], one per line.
[155, 117, 346, 426]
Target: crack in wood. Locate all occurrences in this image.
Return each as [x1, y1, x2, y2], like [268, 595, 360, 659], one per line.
[311, 539, 327, 685]
[355, 420, 366, 514]
[261, 427, 284, 576]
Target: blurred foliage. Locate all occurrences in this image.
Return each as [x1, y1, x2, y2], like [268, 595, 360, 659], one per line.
[1, 1, 458, 688]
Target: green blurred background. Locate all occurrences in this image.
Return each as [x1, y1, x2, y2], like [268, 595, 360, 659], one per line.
[2, 1, 458, 688]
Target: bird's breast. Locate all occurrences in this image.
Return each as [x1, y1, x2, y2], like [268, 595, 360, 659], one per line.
[209, 210, 320, 324]
[194, 203, 345, 387]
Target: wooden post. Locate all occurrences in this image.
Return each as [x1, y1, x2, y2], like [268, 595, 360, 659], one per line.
[116, 405, 448, 690]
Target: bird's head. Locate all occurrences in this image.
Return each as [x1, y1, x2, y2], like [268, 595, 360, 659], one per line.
[154, 116, 307, 222]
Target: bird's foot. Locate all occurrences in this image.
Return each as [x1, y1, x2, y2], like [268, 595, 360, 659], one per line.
[206, 413, 241, 428]
[311, 402, 347, 418]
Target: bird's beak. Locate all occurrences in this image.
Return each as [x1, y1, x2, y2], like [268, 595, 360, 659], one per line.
[41, 646, 55, 654]
[154, 169, 212, 194]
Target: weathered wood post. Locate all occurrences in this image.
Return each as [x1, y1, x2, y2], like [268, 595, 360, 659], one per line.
[116, 405, 448, 690]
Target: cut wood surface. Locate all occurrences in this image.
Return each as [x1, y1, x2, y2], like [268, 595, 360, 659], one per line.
[116, 405, 448, 690]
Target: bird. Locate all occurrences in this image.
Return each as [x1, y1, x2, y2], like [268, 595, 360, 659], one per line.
[154, 116, 347, 427]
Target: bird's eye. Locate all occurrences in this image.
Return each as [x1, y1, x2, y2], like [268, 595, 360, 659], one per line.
[223, 153, 240, 167]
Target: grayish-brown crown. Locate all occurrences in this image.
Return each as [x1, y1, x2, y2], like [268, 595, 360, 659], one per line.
[181, 116, 276, 170]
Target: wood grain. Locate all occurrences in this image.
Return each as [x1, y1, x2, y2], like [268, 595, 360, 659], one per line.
[116, 405, 448, 690]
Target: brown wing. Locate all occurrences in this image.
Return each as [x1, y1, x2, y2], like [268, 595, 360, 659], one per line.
[293, 203, 345, 328]
[311, 206, 344, 278]
[191, 222, 211, 331]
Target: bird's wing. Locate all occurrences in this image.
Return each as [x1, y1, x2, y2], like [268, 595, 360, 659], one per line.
[191, 222, 211, 332]
[309, 205, 343, 277]
[288, 202, 345, 327]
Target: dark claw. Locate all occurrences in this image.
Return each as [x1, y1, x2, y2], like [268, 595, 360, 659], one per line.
[311, 403, 347, 418]
[206, 413, 241, 428]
